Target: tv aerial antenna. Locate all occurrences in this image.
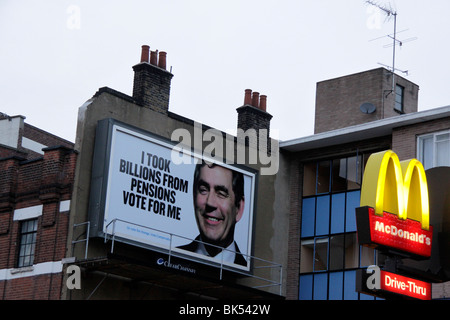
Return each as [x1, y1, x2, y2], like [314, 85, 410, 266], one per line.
[366, 1, 417, 91]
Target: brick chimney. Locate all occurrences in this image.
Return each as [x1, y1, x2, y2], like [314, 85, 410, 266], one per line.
[132, 45, 173, 114]
[237, 89, 272, 132]
[236, 89, 272, 150]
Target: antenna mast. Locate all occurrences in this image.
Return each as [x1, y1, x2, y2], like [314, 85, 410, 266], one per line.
[366, 1, 398, 91]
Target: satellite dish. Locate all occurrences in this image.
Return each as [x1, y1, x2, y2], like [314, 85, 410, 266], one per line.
[360, 102, 377, 114]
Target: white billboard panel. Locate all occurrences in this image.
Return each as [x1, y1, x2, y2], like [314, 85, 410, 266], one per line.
[89, 119, 257, 272]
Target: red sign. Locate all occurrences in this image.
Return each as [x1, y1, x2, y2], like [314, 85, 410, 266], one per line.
[367, 207, 433, 257]
[380, 270, 431, 300]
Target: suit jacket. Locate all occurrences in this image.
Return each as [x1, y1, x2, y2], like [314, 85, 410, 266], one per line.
[178, 235, 248, 267]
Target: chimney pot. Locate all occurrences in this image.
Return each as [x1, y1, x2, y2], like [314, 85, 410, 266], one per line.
[140, 45, 150, 63]
[259, 95, 267, 112]
[158, 51, 167, 69]
[133, 45, 173, 114]
[244, 89, 252, 105]
[150, 50, 158, 65]
[251, 92, 260, 108]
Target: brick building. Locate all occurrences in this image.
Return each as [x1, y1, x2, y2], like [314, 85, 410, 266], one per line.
[0, 114, 76, 299]
[314, 68, 419, 134]
[281, 69, 450, 300]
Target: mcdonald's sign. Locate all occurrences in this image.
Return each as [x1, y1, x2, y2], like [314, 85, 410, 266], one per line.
[356, 150, 433, 258]
[356, 265, 431, 300]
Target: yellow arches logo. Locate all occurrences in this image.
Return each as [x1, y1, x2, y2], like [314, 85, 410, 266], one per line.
[360, 150, 430, 231]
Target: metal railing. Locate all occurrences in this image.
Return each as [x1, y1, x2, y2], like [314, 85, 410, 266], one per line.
[103, 218, 283, 295]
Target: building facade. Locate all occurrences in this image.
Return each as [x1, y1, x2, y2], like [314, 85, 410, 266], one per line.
[281, 68, 450, 300]
[63, 45, 286, 300]
[1, 50, 448, 301]
[314, 67, 419, 134]
[0, 115, 76, 299]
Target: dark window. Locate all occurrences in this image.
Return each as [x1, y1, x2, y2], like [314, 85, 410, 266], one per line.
[317, 161, 330, 194]
[395, 84, 404, 113]
[17, 219, 38, 267]
[329, 234, 345, 270]
[332, 159, 347, 192]
[303, 162, 317, 197]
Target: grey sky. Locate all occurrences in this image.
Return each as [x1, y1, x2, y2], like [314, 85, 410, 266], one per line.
[1, 0, 450, 142]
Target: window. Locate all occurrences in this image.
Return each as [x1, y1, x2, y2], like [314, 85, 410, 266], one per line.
[299, 270, 373, 301]
[315, 195, 330, 236]
[299, 274, 313, 300]
[317, 161, 331, 194]
[313, 237, 329, 272]
[303, 163, 316, 197]
[299, 152, 383, 300]
[394, 84, 404, 113]
[329, 235, 345, 270]
[331, 193, 345, 234]
[300, 237, 329, 273]
[328, 272, 344, 300]
[344, 233, 359, 269]
[346, 156, 362, 190]
[301, 198, 315, 238]
[345, 191, 359, 232]
[313, 273, 328, 300]
[17, 219, 38, 267]
[303, 156, 362, 197]
[343, 270, 358, 300]
[418, 130, 450, 170]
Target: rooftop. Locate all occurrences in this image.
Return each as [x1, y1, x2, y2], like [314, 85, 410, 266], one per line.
[280, 105, 450, 152]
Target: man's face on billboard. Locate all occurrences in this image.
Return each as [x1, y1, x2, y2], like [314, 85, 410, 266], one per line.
[194, 165, 244, 249]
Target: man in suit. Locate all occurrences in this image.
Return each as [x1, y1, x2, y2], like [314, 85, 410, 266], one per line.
[178, 161, 247, 267]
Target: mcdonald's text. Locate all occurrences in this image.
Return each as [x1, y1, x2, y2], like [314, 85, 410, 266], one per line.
[374, 219, 431, 246]
[356, 207, 433, 258]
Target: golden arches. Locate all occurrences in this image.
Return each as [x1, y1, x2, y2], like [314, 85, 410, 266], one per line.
[360, 150, 430, 230]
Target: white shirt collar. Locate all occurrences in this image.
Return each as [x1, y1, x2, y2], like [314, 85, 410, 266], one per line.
[195, 240, 237, 263]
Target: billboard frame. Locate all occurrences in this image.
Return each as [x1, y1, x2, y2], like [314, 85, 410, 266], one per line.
[87, 118, 259, 274]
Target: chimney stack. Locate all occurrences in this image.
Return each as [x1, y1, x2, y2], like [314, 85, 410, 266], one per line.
[132, 45, 173, 114]
[237, 89, 272, 151]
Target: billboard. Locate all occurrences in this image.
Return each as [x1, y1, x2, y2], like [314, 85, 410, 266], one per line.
[88, 119, 257, 272]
